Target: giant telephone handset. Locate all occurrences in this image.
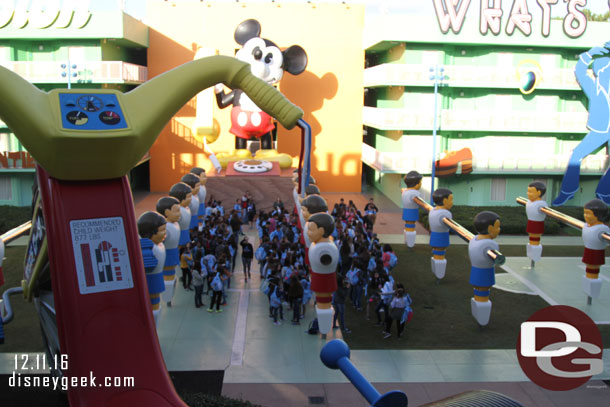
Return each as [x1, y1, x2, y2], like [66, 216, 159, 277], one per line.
[0, 56, 302, 406]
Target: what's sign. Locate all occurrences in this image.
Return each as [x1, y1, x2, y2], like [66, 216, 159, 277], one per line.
[433, 0, 589, 38]
[0, 0, 91, 30]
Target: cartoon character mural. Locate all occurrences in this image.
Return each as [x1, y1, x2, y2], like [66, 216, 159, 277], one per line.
[434, 148, 472, 176]
[214, 19, 308, 168]
[554, 43, 610, 206]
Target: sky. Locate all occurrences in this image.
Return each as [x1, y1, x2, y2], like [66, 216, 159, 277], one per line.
[106, 0, 610, 22]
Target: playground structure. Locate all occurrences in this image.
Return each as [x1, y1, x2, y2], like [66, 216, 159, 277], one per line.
[516, 196, 610, 304]
[0, 55, 302, 406]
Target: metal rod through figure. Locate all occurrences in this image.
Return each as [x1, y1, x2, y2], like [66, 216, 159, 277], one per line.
[413, 196, 505, 264]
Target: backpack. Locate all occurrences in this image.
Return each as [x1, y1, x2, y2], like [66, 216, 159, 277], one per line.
[282, 266, 293, 283]
[255, 246, 267, 261]
[307, 318, 319, 335]
[346, 268, 359, 285]
[389, 252, 398, 269]
[270, 288, 282, 308]
[402, 294, 414, 324]
[211, 274, 223, 291]
[301, 280, 312, 304]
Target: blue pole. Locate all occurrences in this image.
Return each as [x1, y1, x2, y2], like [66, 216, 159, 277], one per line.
[320, 340, 408, 407]
[337, 356, 381, 403]
[67, 62, 72, 89]
[297, 118, 311, 196]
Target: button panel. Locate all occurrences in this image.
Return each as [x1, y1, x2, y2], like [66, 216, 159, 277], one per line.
[60, 93, 127, 130]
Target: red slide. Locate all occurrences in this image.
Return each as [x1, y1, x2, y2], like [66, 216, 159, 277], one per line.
[38, 166, 187, 407]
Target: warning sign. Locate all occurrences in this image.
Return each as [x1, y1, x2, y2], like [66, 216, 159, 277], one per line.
[70, 217, 133, 294]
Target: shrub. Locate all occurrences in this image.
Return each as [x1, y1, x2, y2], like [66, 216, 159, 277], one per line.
[419, 205, 584, 236]
[0, 205, 32, 235]
[180, 393, 263, 407]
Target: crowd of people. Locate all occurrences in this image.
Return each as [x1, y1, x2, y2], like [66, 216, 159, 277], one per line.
[178, 192, 413, 339]
[177, 192, 256, 312]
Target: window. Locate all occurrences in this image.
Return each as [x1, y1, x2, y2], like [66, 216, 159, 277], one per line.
[0, 133, 9, 152]
[491, 178, 506, 201]
[0, 176, 12, 200]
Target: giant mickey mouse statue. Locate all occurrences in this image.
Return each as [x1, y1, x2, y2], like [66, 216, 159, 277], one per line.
[215, 19, 308, 167]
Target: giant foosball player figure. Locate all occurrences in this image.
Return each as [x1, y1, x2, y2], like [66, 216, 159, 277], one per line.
[137, 211, 167, 325]
[181, 173, 202, 234]
[291, 169, 316, 230]
[190, 167, 207, 225]
[307, 212, 339, 335]
[169, 182, 193, 249]
[402, 170, 422, 248]
[299, 184, 321, 229]
[301, 194, 328, 248]
[429, 188, 453, 279]
[156, 196, 181, 307]
[469, 211, 501, 326]
[525, 181, 548, 263]
[582, 199, 610, 300]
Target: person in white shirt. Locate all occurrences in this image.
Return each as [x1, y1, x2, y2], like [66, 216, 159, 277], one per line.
[525, 181, 548, 262]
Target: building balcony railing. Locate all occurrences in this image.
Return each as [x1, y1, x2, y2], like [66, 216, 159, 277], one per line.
[0, 60, 148, 85]
[361, 142, 607, 175]
[364, 63, 580, 90]
[363, 107, 588, 134]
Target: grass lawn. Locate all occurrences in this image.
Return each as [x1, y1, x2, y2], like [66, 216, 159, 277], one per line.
[342, 244, 610, 350]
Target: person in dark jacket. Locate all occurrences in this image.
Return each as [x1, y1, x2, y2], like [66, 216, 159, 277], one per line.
[240, 236, 254, 282]
[287, 273, 304, 324]
[332, 277, 351, 333]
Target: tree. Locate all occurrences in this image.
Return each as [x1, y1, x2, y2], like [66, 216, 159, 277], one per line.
[582, 5, 610, 22]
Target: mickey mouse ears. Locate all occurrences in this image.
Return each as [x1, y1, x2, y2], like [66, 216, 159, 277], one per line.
[235, 19, 261, 45]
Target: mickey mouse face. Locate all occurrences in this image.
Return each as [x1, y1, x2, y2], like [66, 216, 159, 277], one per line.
[233, 19, 307, 85]
[236, 38, 284, 84]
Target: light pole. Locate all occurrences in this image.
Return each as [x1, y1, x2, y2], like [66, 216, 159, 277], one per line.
[61, 62, 78, 89]
[429, 64, 447, 199]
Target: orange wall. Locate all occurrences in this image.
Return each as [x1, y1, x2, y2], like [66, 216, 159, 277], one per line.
[146, 1, 364, 193]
